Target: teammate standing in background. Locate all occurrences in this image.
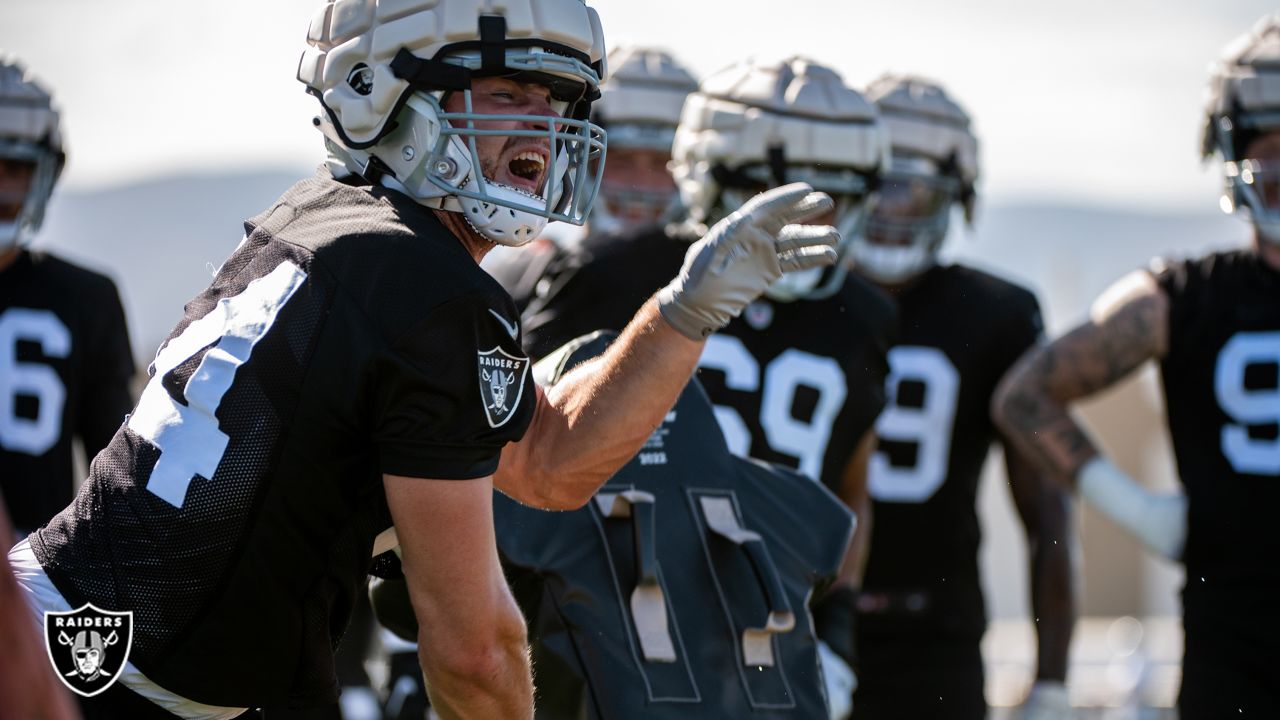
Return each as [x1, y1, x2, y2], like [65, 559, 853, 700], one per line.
[486, 45, 697, 310]
[850, 75, 1075, 720]
[995, 16, 1280, 718]
[519, 56, 896, 716]
[8, 1, 842, 716]
[0, 58, 134, 542]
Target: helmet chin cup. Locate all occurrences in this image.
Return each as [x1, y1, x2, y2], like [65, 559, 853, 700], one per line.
[851, 237, 934, 285]
[457, 182, 549, 247]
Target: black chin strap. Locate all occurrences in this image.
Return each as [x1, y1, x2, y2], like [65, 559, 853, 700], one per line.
[479, 16, 507, 73]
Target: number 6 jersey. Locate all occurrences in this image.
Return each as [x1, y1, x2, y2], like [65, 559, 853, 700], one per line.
[28, 170, 537, 708]
[0, 251, 133, 535]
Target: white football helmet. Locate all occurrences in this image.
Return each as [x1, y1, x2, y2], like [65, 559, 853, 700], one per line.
[671, 56, 888, 301]
[0, 58, 65, 249]
[589, 46, 697, 234]
[1202, 15, 1280, 245]
[854, 75, 978, 285]
[298, 0, 607, 247]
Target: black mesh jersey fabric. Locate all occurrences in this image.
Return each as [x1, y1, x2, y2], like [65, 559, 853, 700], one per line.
[858, 264, 1043, 643]
[29, 169, 536, 707]
[0, 250, 134, 533]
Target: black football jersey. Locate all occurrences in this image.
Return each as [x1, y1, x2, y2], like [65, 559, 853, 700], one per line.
[858, 264, 1043, 643]
[1155, 249, 1280, 590]
[0, 250, 133, 534]
[521, 226, 896, 491]
[29, 170, 536, 707]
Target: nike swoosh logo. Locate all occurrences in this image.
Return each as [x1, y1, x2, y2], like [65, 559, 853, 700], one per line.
[489, 308, 519, 340]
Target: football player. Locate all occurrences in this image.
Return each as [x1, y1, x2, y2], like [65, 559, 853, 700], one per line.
[7, 1, 841, 717]
[520, 56, 895, 717]
[994, 16, 1280, 719]
[0, 58, 134, 542]
[483, 45, 698, 309]
[849, 75, 1076, 720]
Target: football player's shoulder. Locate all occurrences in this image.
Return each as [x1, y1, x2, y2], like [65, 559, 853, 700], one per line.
[838, 270, 898, 338]
[576, 222, 682, 269]
[558, 222, 688, 297]
[25, 250, 121, 299]
[942, 262, 1040, 319]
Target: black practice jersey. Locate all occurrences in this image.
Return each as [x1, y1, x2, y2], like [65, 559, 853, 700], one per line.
[522, 225, 896, 490]
[1156, 249, 1280, 589]
[0, 250, 133, 534]
[859, 264, 1043, 643]
[30, 170, 536, 707]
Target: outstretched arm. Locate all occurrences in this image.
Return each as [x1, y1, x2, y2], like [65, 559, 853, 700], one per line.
[496, 183, 838, 510]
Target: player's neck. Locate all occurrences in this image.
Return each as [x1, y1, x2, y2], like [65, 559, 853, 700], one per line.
[0, 245, 20, 274]
[432, 209, 495, 264]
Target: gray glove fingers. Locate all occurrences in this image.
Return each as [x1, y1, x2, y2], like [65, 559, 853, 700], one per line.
[776, 224, 839, 254]
[738, 182, 817, 222]
[779, 245, 838, 273]
[776, 191, 835, 226]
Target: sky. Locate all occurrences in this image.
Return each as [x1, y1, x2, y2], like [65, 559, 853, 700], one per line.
[2, 0, 1275, 210]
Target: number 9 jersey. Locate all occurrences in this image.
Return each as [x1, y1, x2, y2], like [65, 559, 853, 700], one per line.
[1153, 249, 1280, 639]
[859, 264, 1043, 643]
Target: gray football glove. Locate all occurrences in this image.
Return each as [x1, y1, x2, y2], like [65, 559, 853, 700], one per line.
[658, 183, 838, 340]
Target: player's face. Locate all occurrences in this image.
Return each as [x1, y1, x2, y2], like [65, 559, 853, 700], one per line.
[1242, 130, 1280, 212]
[865, 173, 952, 247]
[0, 157, 35, 222]
[599, 147, 675, 223]
[442, 77, 560, 198]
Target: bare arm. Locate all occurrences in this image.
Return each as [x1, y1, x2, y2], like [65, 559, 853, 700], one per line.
[992, 270, 1169, 482]
[0, 499, 82, 720]
[833, 429, 876, 590]
[1003, 442, 1075, 682]
[495, 298, 703, 509]
[383, 474, 532, 720]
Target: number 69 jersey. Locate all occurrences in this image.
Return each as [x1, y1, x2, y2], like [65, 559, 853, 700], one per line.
[859, 264, 1043, 642]
[1155, 250, 1280, 590]
[522, 226, 897, 492]
[28, 171, 536, 707]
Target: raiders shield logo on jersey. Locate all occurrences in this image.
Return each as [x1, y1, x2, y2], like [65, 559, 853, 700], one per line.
[478, 346, 530, 428]
[43, 604, 134, 697]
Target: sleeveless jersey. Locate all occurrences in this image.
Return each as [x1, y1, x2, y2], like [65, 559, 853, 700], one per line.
[1155, 249, 1280, 624]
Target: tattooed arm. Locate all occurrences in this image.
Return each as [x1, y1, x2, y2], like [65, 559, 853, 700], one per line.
[993, 270, 1187, 560]
[992, 270, 1169, 482]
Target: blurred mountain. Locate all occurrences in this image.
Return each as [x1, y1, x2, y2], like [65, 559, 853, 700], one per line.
[34, 171, 305, 362]
[32, 170, 1252, 364]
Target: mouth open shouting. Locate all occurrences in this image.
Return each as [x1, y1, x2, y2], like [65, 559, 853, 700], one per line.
[490, 140, 551, 198]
